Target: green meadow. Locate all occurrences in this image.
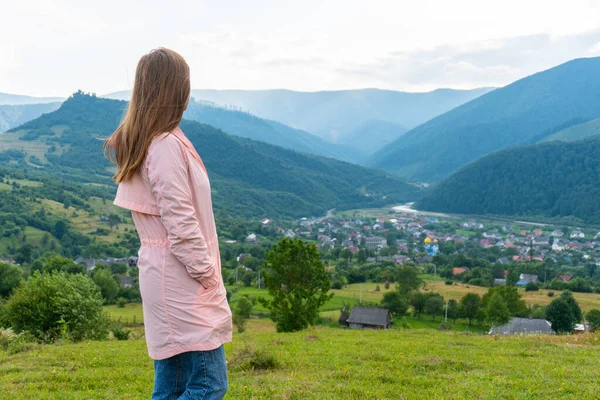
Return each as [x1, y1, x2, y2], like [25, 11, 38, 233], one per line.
[1, 319, 598, 399]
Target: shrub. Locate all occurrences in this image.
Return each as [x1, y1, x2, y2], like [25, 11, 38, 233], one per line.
[525, 282, 539, 292]
[445, 280, 453, 285]
[3, 272, 109, 342]
[547, 291, 554, 297]
[116, 297, 128, 308]
[112, 324, 131, 341]
[0, 328, 37, 354]
[229, 345, 279, 372]
[233, 297, 253, 333]
[468, 278, 488, 287]
[0, 262, 23, 298]
[530, 306, 546, 319]
[331, 280, 343, 290]
[586, 309, 600, 332]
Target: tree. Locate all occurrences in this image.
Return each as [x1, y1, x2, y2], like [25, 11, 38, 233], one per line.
[15, 244, 34, 265]
[259, 238, 332, 332]
[0, 262, 23, 298]
[446, 299, 459, 323]
[425, 294, 445, 321]
[483, 286, 527, 317]
[559, 290, 582, 323]
[524, 282, 539, 292]
[380, 291, 408, 317]
[109, 262, 128, 275]
[409, 291, 428, 318]
[232, 297, 253, 333]
[485, 292, 510, 327]
[108, 213, 121, 229]
[3, 272, 109, 342]
[460, 293, 481, 326]
[357, 249, 368, 263]
[586, 309, 600, 332]
[92, 269, 120, 302]
[43, 255, 85, 275]
[546, 297, 576, 333]
[53, 220, 68, 240]
[395, 266, 422, 297]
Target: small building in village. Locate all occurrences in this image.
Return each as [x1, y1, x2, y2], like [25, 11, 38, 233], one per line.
[489, 318, 553, 335]
[364, 236, 388, 250]
[346, 307, 391, 330]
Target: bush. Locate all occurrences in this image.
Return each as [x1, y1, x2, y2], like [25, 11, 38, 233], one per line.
[2, 272, 109, 342]
[468, 278, 488, 287]
[331, 281, 343, 290]
[233, 297, 253, 333]
[525, 282, 539, 292]
[116, 297, 128, 308]
[0, 262, 23, 298]
[445, 280, 453, 286]
[0, 327, 37, 354]
[112, 324, 131, 341]
[229, 345, 279, 372]
[547, 291, 554, 297]
[586, 309, 600, 332]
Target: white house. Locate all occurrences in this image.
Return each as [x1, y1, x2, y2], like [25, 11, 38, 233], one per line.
[570, 231, 585, 239]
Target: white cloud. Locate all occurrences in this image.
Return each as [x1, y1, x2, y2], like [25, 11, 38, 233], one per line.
[2, 0, 600, 95]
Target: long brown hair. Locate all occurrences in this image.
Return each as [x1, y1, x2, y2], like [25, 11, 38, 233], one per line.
[104, 48, 191, 183]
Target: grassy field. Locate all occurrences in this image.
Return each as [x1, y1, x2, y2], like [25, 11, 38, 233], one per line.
[335, 281, 600, 312]
[1, 319, 599, 399]
[105, 280, 600, 327]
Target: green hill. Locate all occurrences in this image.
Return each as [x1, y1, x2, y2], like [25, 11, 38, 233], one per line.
[371, 57, 600, 182]
[541, 117, 600, 143]
[417, 138, 600, 224]
[183, 99, 365, 163]
[0, 103, 62, 132]
[4, 92, 422, 219]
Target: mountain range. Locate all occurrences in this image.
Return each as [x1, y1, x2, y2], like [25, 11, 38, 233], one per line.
[2, 92, 422, 218]
[105, 87, 492, 151]
[183, 100, 365, 163]
[0, 92, 65, 105]
[0, 103, 62, 132]
[370, 57, 600, 182]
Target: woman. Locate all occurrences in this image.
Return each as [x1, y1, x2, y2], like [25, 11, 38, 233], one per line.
[104, 48, 232, 400]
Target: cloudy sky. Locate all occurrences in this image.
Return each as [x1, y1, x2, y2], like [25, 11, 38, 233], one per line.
[2, 0, 600, 97]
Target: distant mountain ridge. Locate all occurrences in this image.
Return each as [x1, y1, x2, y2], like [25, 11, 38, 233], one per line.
[183, 99, 365, 163]
[105, 87, 493, 149]
[0, 92, 65, 105]
[0, 103, 62, 132]
[417, 138, 600, 224]
[3, 92, 422, 218]
[370, 57, 600, 182]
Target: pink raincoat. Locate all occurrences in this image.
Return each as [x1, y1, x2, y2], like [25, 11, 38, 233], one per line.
[114, 127, 232, 360]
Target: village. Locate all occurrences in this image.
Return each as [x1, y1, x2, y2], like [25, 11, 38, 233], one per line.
[243, 208, 600, 287]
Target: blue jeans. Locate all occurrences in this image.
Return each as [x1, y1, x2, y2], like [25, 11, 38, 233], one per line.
[152, 346, 228, 400]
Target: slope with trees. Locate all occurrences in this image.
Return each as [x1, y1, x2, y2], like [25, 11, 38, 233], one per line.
[417, 138, 600, 224]
[371, 57, 600, 181]
[184, 99, 365, 163]
[4, 91, 422, 219]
